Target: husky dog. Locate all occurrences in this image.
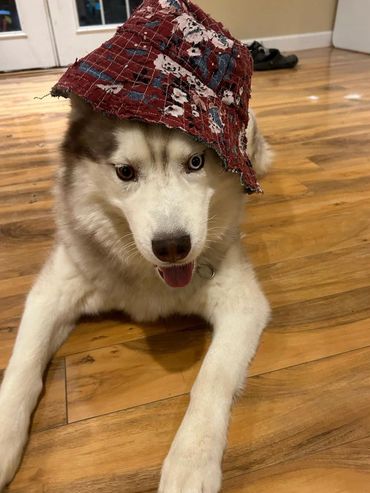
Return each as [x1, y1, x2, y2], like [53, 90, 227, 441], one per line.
[0, 97, 271, 492]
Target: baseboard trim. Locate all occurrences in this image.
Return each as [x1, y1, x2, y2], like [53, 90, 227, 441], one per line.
[242, 31, 333, 52]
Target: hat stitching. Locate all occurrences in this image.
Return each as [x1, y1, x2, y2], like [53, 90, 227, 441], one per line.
[52, 0, 260, 193]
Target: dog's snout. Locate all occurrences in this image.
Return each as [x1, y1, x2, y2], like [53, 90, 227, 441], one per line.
[152, 234, 191, 263]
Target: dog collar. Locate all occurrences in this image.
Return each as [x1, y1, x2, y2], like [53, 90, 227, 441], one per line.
[196, 263, 215, 280]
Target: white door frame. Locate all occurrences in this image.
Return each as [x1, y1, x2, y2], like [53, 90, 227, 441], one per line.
[47, 0, 130, 66]
[0, 0, 57, 71]
[1, 0, 136, 71]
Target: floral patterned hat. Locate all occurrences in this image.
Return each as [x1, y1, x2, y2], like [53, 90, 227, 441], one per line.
[52, 0, 260, 193]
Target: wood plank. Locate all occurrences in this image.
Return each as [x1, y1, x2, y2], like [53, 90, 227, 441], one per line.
[224, 437, 370, 492]
[8, 347, 370, 492]
[66, 327, 209, 422]
[31, 359, 67, 432]
[56, 314, 205, 358]
[245, 200, 370, 267]
[250, 285, 370, 375]
[57, 315, 169, 358]
[256, 244, 370, 307]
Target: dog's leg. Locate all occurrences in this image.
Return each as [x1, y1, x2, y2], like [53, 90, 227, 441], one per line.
[0, 245, 93, 491]
[159, 244, 270, 493]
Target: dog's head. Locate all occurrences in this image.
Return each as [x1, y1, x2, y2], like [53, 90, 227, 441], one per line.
[59, 96, 243, 287]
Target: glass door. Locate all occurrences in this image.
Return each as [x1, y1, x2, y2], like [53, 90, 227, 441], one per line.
[48, 0, 142, 66]
[0, 0, 57, 71]
[0, 0, 142, 71]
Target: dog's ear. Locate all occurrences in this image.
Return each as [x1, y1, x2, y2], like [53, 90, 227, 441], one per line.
[62, 94, 118, 161]
[69, 94, 94, 122]
[247, 110, 273, 177]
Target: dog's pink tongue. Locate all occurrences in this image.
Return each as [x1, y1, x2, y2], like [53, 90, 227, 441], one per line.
[159, 262, 194, 288]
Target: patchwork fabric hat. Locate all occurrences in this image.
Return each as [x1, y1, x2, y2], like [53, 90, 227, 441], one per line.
[52, 0, 260, 193]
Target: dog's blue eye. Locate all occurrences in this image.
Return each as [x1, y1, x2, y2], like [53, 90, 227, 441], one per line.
[187, 154, 204, 172]
[116, 165, 136, 181]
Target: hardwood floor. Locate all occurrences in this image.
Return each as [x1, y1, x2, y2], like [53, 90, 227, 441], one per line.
[1, 47, 370, 492]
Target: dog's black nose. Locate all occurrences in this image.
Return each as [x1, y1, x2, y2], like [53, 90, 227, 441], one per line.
[152, 234, 191, 263]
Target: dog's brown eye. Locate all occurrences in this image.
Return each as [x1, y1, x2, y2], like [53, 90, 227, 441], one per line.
[116, 165, 136, 181]
[187, 153, 204, 172]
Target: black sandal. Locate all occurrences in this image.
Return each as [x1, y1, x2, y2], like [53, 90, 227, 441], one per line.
[247, 41, 299, 71]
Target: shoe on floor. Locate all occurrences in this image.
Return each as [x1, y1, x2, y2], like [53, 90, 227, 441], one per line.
[247, 41, 299, 71]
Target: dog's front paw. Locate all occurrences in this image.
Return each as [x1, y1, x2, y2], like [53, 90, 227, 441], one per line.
[0, 438, 23, 492]
[0, 410, 28, 491]
[0, 430, 26, 492]
[158, 439, 222, 493]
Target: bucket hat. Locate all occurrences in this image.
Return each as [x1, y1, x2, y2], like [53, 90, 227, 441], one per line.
[52, 0, 260, 193]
